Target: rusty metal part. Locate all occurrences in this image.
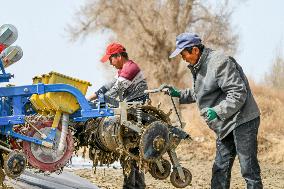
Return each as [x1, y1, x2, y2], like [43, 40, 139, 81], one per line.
[0, 167, 5, 187]
[149, 159, 171, 180]
[84, 104, 170, 168]
[170, 167, 192, 188]
[139, 121, 169, 162]
[73, 104, 172, 175]
[128, 105, 171, 125]
[0, 145, 12, 153]
[168, 149, 185, 180]
[73, 103, 192, 187]
[83, 117, 122, 168]
[153, 136, 165, 152]
[86, 116, 121, 152]
[3, 151, 26, 179]
[22, 119, 74, 172]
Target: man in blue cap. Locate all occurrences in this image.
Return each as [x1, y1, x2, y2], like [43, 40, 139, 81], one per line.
[164, 33, 263, 189]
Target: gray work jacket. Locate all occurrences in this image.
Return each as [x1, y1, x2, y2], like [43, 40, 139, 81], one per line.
[180, 48, 260, 139]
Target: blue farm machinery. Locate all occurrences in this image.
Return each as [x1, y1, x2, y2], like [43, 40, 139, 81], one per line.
[0, 24, 192, 188]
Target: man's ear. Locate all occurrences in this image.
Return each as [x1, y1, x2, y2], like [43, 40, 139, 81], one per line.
[193, 47, 200, 55]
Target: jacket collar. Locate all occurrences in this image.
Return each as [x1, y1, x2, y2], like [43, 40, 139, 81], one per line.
[187, 48, 212, 74]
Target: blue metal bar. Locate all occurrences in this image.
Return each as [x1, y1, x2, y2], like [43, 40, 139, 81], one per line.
[0, 59, 13, 82]
[1, 124, 45, 146]
[0, 98, 9, 116]
[0, 59, 6, 74]
[0, 83, 44, 96]
[12, 96, 22, 115]
[45, 128, 57, 142]
[10, 131, 44, 145]
[0, 115, 25, 125]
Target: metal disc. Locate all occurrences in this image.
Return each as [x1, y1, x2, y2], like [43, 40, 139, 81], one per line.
[139, 121, 169, 162]
[4, 151, 26, 178]
[23, 121, 74, 172]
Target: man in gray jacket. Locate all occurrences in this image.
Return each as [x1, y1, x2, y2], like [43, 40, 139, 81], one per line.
[165, 33, 263, 189]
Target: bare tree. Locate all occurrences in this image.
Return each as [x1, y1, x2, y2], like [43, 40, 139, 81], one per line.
[265, 47, 284, 89]
[68, 0, 238, 88]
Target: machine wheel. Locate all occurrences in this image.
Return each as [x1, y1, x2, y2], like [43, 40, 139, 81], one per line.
[149, 159, 171, 180]
[170, 167, 192, 188]
[4, 151, 26, 178]
[23, 120, 74, 172]
[139, 121, 169, 162]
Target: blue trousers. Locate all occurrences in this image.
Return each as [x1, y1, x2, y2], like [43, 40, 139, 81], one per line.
[211, 117, 263, 189]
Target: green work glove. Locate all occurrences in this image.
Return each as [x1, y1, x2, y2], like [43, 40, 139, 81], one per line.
[169, 87, 181, 97]
[206, 108, 218, 121]
[160, 84, 181, 97]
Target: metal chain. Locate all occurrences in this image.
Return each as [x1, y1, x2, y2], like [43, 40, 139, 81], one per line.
[170, 96, 182, 127]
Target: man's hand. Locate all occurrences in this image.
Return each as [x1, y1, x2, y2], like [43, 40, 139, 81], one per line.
[87, 93, 97, 101]
[201, 107, 218, 122]
[206, 108, 217, 121]
[160, 84, 181, 97]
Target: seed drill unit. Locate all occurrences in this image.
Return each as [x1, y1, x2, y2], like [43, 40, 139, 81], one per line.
[0, 24, 192, 188]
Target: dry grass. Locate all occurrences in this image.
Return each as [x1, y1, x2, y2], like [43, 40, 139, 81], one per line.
[252, 84, 284, 164]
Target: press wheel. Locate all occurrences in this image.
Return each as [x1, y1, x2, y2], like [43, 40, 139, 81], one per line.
[170, 167, 192, 188]
[149, 159, 171, 180]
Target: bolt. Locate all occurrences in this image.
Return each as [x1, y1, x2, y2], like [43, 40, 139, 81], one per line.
[153, 135, 165, 151]
[24, 88, 29, 93]
[100, 111, 104, 115]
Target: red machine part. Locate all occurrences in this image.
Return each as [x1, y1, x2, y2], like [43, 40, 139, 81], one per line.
[9, 139, 22, 150]
[22, 121, 74, 172]
[0, 43, 5, 53]
[10, 126, 23, 150]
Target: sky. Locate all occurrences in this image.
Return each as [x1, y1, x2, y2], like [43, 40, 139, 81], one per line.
[0, 0, 284, 95]
[231, 0, 284, 81]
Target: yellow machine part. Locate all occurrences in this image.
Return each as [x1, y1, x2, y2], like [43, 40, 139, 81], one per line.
[39, 74, 55, 112]
[30, 71, 91, 115]
[29, 75, 49, 115]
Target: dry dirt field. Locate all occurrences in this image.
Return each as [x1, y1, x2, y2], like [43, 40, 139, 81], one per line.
[73, 139, 284, 189]
[74, 158, 284, 189]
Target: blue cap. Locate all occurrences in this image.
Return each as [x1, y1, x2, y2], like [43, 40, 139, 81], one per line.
[169, 33, 202, 58]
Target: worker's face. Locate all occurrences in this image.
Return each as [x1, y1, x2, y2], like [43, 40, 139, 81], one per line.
[180, 47, 200, 65]
[109, 54, 123, 69]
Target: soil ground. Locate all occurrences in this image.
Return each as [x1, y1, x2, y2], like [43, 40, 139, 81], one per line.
[73, 158, 284, 189]
[73, 136, 284, 189]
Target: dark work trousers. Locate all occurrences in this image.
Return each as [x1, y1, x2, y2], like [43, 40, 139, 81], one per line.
[122, 161, 146, 189]
[211, 117, 263, 189]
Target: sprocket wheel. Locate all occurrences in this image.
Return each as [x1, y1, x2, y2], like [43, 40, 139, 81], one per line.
[4, 151, 26, 178]
[22, 120, 74, 172]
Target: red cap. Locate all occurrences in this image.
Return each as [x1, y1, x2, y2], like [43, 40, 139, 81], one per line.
[100, 42, 126, 63]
